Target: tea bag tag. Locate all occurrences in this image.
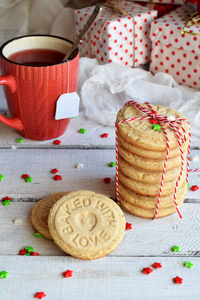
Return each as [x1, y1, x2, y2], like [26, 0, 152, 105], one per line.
[55, 92, 80, 120]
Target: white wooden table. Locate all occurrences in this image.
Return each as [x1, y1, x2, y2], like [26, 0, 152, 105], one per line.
[0, 100, 200, 300]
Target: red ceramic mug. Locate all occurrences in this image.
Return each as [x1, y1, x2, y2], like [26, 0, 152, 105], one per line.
[0, 35, 79, 141]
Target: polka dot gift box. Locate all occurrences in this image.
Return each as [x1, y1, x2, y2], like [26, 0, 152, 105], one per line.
[150, 3, 200, 89]
[74, 0, 157, 67]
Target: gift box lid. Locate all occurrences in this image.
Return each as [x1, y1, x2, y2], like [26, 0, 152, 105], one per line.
[150, 3, 200, 55]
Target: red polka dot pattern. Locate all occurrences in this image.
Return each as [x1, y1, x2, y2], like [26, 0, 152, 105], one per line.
[74, 2, 157, 67]
[150, 3, 200, 89]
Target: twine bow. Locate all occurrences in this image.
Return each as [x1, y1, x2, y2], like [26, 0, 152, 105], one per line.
[115, 101, 191, 220]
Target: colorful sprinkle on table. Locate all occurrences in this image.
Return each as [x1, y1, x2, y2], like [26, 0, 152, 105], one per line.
[0, 175, 5, 181]
[53, 175, 62, 181]
[22, 174, 30, 179]
[101, 133, 109, 138]
[184, 261, 194, 268]
[173, 276, 183, 284]
[30, 252, 40, 256]
[34, 232, 43, 238]
[171, 245, 180, 252]
[25, 176, 33, 183]
[51, 168, 59, 174]
[35, 292, 46, 299]
[19, 249, 28, 255]
[79, 128, 87, 134]
[143, 267, 153, 274]
[103, 177, 111, 183]
[109, 162, 116, 167]
[3, 196, 11, 201]
[63, 270, 73, 278]
[16, 138, 24, 143]
[190, 185, 199, 191]
[25, 246, 34, 253]
[0, 271, 9, 278]
[2, 200, 10, 206]
[152, 262, 162, 269]
[53, 139, 61, 145]
[126, 223, 132, 230]
[75, 163, 84, 169]
[152, 124, 161, 131]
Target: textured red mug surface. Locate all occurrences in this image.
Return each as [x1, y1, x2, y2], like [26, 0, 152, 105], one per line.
[0, 35, 79, 141]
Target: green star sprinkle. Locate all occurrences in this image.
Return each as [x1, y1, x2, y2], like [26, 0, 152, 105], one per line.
[172, 245, 180, 252]
[109, 162, 116, 167]
[25, 176, 33, 183]
[72, 116, 78, 119]
[152, 124, 161, 131]
[79, 128, 87, 134]
[16, 138, 24, 143]
[0, 271, 9, 278]
[184, 261, 194, 268]
[34, 232, 43, 238]
[24, 253, 30, 256]
[25, 246, 34, 253]
[2, 200, 10, 206]
[187, 183, 190, 187]
[0, 175, 5, 181]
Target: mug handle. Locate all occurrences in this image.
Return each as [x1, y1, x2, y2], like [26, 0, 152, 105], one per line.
[0, 74, 24, 131]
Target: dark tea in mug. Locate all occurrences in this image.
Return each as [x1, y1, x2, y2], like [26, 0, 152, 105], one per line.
[8, 48, 66, 66]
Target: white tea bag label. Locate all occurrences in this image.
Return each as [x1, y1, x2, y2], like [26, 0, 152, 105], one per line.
[55, 92, 80, 120]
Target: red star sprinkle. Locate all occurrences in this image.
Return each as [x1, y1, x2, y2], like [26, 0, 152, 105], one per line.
[152, 262, 162, 269]
[35, 292, 46, 299]
[103, 177, 111, 183]
[51, 168, 59, 174]
[173, 276, 183, 284]
[190, 185, 199, 191]
[22, 174, 30, 179]
[30, 252, 40, 256]
[53, 139, 61, 145]
[19, 249, 28, 255]
[53, 175, 62, 181]
[63, 270, 73, 278]
[2, 196, 12, 201]
[101, 133, 109, 138]
[126, 223, 132, 230]
[149, 119, 158, 124]
[143, 267, 153, 274]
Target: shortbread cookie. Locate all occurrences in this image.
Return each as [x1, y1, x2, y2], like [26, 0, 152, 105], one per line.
[118, 155, 184, 183]
[118, 169, 186, 196]
[118, 134, 189, 160]
[118, 180, 187, 209]
[116, 103, 189, 151]
[119, 195, 184, 219]
[48, 190, 125, 260]
[31, 192, 70, 239]
[119, 144, 187, 171]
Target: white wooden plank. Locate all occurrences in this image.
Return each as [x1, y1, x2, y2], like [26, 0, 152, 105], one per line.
[0, 112, 115, 148]
[0, 149, 117, 200]
[0, 149, 200, 200]
[1, 202, 200, 257]
[0, 111, 199, 149]
[0, 256, 200, 300]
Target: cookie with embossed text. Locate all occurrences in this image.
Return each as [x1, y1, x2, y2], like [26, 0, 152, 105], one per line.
[31, 191, 71, 239]
[48, 190, 126, 260]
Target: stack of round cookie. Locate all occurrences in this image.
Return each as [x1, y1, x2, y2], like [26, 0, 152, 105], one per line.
[115, 103, 190, 219]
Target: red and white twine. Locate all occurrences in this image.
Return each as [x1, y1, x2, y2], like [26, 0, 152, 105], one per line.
[115, 100, 191, 220]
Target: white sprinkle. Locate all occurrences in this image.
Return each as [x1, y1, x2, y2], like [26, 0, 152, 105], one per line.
[13, 218, 22, 224]
[166, 114, 176, 121]
[190, 155, 198, 162]
[10, 146, 17, 149]
[75, 163, 84, 169]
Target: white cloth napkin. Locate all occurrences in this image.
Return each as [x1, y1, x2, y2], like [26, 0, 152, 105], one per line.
[78, 57, 200, 138]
